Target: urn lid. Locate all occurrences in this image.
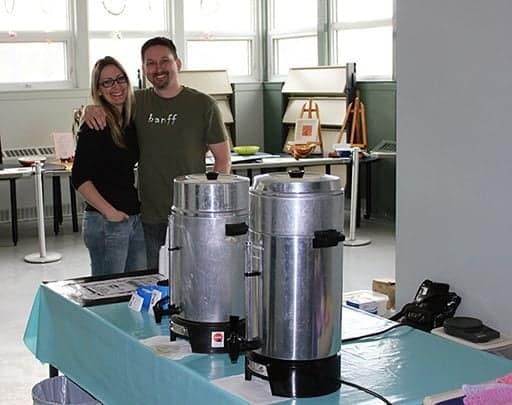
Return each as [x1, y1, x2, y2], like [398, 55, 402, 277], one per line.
[173, 172, 249, 213]
[251, 170, 342, 196]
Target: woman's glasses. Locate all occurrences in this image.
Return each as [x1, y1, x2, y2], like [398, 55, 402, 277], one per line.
[100, 75, 128, 88]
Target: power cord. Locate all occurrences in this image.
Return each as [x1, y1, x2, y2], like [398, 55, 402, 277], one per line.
[336, 324, 410, 403]
[342, 323, 409, 343]
[340, 378, 393, 404]
[243, 323, 407, 403]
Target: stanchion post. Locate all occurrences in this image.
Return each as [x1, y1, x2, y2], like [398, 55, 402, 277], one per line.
[24, 162, 62, 264]
[344, 147, 371, 247]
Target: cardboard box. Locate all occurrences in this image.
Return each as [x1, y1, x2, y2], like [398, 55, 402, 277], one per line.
[343, 290, 389, 316]
[372, 278, 395, 309]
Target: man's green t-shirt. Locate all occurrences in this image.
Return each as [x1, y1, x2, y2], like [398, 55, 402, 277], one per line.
[134, 86, 227, 224]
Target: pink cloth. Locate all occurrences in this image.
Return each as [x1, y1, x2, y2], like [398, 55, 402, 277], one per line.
[463, 386, 512, 405]
[463, 383, 506, 395]
[497, 373, 512, 385]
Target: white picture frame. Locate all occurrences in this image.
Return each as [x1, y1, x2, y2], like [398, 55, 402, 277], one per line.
[294, 118, 320, 144]
[51, 132, 76, 161]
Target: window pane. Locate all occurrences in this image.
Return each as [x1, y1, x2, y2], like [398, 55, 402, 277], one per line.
[336, 0, 392, 23]
[0, 0, 68, 31]
[273, 0, 317, 32]
[89, 38, 146, 85]
[88, 0, 166, 31]
[0, 42, 67, 83]
[275, 36, 317, 76]
[186, 40, 250, 76]
[337, 27, 392, 78]
[184, 0, 252, 33]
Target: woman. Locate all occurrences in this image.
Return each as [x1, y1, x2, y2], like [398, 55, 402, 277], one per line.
[72, 56, 146, 275]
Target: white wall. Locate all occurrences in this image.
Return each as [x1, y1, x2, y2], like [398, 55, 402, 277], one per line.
[396, 0, 512, 333]
[0, 89, 89, 216]
[0, 89, 89, 149]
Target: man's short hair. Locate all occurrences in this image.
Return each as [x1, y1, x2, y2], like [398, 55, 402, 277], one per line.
[141, 37, 178, 61]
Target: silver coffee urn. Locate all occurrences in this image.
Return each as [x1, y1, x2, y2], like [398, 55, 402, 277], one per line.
[232, 170, 345, 398]
[168, 172, 249, 353]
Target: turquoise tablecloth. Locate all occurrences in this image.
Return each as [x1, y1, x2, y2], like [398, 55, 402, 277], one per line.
[24, 285, 512, 404]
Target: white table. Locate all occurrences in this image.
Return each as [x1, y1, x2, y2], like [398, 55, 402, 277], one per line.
[0, 162, 79, 244]
[0, 165, 33, 245]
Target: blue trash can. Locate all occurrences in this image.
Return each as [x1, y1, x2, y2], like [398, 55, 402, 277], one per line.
[32, 376, 101, 405]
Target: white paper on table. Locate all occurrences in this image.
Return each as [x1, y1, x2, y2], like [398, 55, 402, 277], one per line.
[212, 374, 288, 405]
[140, 335, 196, 360]
[51, 132, 76, 160]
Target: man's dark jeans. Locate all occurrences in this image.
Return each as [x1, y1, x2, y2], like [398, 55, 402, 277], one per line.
[142, 222, 167, 271]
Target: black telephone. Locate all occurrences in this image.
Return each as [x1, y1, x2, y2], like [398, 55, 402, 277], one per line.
[390, 279, 461, 332]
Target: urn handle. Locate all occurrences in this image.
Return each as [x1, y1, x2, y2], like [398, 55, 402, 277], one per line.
[313, 229, 345, 248]
[225, 222, 249, 236]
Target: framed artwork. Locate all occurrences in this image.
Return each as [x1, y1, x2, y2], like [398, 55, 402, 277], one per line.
[51, 132, 76, 162]
[294, 118, 320, 144]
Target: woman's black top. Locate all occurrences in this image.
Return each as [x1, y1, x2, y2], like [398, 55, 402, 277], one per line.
[71, 122, 140, 215]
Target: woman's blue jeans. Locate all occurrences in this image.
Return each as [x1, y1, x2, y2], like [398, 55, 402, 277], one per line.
[82, 211, 147, 276]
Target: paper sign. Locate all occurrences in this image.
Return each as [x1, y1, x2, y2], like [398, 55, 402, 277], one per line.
[128, 292, 144, 312]
[51, 132, 76, 160]
[148, 289, 163, 317]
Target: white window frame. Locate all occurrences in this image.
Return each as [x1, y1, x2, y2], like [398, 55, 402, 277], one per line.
[0, 0, 396, 91]
[269, 31, 318, 81]
[330, 0, 395, 80]
[86, 0, 171, 87]
[0, 0, 75, 91]
[86, 30, 170, 68]
[267, 0, 319, 82]
[181, 0, 260, 82]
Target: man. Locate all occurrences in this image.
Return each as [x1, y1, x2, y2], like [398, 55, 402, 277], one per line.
[84, 37, 231, 269]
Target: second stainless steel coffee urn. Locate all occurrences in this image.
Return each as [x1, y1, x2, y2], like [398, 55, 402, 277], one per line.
[169, 172, 249, 353]
[243, 170, 345, 397]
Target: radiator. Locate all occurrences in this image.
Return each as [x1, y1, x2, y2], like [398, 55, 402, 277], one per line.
[0, 203, 78, 224]
[1, 145, 55, 161]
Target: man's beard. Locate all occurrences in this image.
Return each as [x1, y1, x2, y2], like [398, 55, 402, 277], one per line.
[153, 81, 168, 89]
[150, 72, 169, 89]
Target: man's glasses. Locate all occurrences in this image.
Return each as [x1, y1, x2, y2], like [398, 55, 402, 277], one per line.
[100, 75, 128, 88]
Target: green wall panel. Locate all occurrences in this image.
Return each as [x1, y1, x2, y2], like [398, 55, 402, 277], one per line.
[358, 81, 396, 219]
[262, 82, 285, 154]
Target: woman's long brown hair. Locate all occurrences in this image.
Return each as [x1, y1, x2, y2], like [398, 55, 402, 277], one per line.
[90, 56, 135, 148]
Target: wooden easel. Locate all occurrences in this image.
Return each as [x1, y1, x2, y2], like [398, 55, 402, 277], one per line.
[337, 92, 368, 150]
[298, 99, 323, 152]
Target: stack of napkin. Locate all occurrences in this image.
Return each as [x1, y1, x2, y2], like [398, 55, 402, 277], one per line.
[462, 373, 512, 404]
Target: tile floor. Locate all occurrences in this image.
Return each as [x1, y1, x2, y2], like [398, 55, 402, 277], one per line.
[0, 215, 395, 405]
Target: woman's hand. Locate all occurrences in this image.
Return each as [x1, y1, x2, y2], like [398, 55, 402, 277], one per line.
[75, 181, 129, 222]
[105, 209, 129, 222]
